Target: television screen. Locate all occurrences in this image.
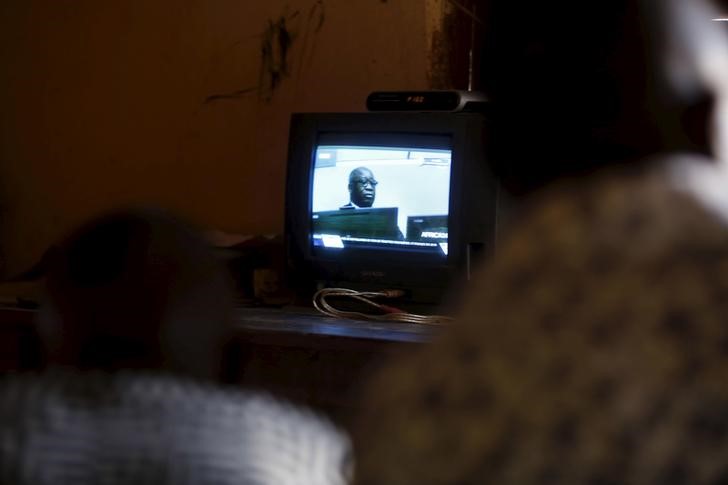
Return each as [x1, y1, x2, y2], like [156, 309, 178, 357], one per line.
[310, 143, 452, 259]
[285, 112, 496, 305]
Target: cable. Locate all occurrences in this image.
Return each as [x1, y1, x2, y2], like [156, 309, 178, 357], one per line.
[312, 288, 454, 325]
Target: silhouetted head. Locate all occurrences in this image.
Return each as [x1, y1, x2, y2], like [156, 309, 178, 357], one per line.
[39, 208, 234, 381]
[348, 167, 377, 208]
[481, 0, 728, 195]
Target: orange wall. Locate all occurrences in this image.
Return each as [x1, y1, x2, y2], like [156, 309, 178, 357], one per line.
[0, 0, 429, 276]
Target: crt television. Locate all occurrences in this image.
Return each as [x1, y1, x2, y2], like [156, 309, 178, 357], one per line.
[285, 112, 499, 306]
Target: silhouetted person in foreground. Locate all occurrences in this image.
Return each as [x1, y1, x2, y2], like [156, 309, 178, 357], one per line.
[354, 0, 728, 484]
[0, 209, 351, 485]
[340, 167, 377, 209]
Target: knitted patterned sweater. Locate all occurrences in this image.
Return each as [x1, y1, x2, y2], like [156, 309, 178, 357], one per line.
[0, 370, 352, 485]
[355, 158, 728, 484]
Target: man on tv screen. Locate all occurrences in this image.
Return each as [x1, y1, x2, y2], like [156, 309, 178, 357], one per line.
[310, 145, 451, 254]
[340, 167, 377, 209]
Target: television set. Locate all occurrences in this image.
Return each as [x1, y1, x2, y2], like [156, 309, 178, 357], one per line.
[284, 112, 500, 309]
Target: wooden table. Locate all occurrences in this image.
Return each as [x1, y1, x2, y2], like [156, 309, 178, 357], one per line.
[0, 305, 441, 428]
[226, 307, 440, 427]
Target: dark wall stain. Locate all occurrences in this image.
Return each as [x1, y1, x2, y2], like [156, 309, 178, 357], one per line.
[259, 2, 326, 102]
[258, 0, 326, 101]
[203, 1, 327, 105]
[259, 14, 295, 101]
[203, 86, 258, 104]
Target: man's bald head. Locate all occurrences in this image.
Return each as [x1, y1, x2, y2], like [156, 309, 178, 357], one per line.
[39, 208, 234, 381]
[348, 167, 377, 208]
